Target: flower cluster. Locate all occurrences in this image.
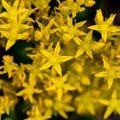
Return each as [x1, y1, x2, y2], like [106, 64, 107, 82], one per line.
[0, 0, 120, 120]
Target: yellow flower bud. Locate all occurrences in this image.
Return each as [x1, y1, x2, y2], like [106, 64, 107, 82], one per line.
[84, 0, 95, 7]
[44, 99, 53, 107]
[63, 33, 72, 42]
[34, 30, 42, 41]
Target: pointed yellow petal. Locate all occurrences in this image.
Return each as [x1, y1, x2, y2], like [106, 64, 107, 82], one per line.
[5, 39, 16, 51]
[102, 57, 110, 69]
[63, 84, 75, 90]
[75, 49, 84, 58]
[60, 26, 68, 32]
[86, 50, 93, 59]
[73, 37, 82, 45]
[57, 88, 63, 100]
[62, 74, 68, 83]
[2, 0, 11, 12]
[13, 0, 19, 10]
[111, 90, 117, 99]
[88, 25, 99, 31]
[67, 16, 72, 27]
[46, 85, 56, 91]
[101, 31, 107, 42]
[108, 78, 113, 89]
[41, 50, 52, 58]
[16, 90, 25, 96]
[116, 106, 120, 114]
[20, 24, 32, 30]
[75, 21, 87, 28]
[58, 110, 68, 119]
[87, 104, 95, 115]
[104, 106, 113, 119]
[60, 56, 73, 62]
[92, 41, 105, 50]
[54, 42, 60, 55]
[36, 20, 44, 29]
[0, 24, 10, 29]
[40, 61, 51, 70]
[85, 30, 93, 42]
[99, 99, 109, 106]
[77, 31, 87, 36]
[106, 14, 116, 26]
[95, 71, 106, 77]
[53, 63, 62, 76]
[109, 26, 120, 33]
[29, 95, 34, 103]
[0, 12, 8, 18]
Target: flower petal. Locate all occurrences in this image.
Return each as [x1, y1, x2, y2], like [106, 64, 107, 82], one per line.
[40, 61, 51, 70]
[53, 63, 62, 76]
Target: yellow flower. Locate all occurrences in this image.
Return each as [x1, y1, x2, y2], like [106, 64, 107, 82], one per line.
[12, 63, 26, 87]
[53, 94, 75, 119]
[57, 0, 91, 17]
[16, 76, 42, 103]
[0, 95, 13, 115]
[57, 0, 79, 17]
[0, 55, 18, 78]
[75, 30, 93, 58]
[36, 19, 58, 41]
[60, 16, 86, 42]
[31, 0, 50, 10]
[95, 56, 120, 89]
[0, 0, 34, 50]
[75, 91, 97, 115]
[40, 42, 73, 76]
[46, 74, 75, 100]
[26, 105, 50, 120]
[88, 9, 120, 42]
[99, 90, 120, 119]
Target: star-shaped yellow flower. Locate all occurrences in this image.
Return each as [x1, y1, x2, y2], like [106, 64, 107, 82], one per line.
[0, 55, 18, 78]
[46, 74, 75, 100]
[36, 19, 58, 41]
[0, 95, 13, 115]
[75, 30, 93, 59]
[99, 90, 120, 119]
[40, 42, 73, 76]
[60, 16, 86, 42]
[26, 105, 50, 120]
[95, 56, 120, 89]
[0, 0, 35, 50]
[75, 91, 96, 115]
[88, 9, 120, 42]
[16, 77, 42, 103]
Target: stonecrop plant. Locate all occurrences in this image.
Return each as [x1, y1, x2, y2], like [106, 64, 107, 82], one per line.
[0, 0, 120, 120]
